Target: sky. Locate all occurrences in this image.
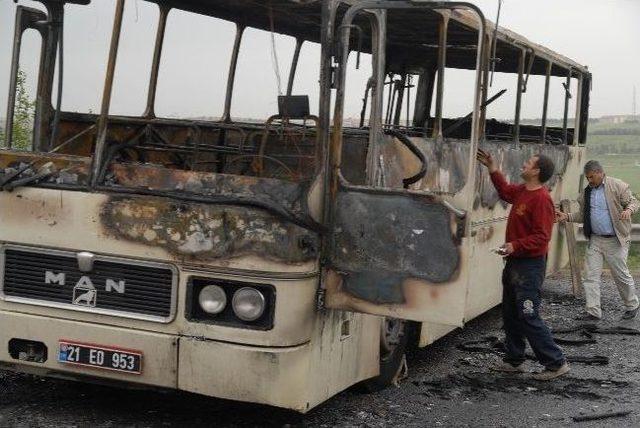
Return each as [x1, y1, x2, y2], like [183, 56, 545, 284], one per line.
[0, 0, 639, 122]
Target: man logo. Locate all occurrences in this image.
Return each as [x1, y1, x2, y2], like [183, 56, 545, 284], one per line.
[45, 271, 66, 285]
[44, 270, 126, 308]
[73, 276, 97, 307]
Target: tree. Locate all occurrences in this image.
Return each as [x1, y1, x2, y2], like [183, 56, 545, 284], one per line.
[1, 69, 35, 151]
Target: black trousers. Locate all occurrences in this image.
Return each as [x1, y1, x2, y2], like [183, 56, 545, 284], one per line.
[502, 256, 565, 369]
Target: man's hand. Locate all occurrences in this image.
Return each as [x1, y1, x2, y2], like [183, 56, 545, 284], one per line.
[555, 209, 568, 223]
[476, 149, 498, 173]
[503, 242, 515, 255]
[621, 209, 632, 221]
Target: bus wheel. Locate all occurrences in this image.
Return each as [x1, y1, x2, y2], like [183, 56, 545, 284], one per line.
[361, 317, 413, 392]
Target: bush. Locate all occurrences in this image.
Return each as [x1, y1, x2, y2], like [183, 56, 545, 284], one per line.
[1, 69, 34, 151]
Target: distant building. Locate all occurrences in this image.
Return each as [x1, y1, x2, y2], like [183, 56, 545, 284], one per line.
[598, 115, 640, 124]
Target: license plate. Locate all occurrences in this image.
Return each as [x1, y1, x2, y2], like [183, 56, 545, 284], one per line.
[58, 340, 142, 375]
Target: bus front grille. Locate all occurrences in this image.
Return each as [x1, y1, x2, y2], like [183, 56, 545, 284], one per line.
[0, 246, 176, 323]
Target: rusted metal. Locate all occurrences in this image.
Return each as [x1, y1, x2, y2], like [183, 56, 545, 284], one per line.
[578, 73, 591, 145]
[330, 190, 460, 304]
[34, 2, 64, 152]
[221, 24, 245, 123]
[107, 162, 320, 229]
[540, 60, 552, 143]
[143, 5, 169, 119]
[4, 7, 24, 149]
[573, 73, 584, 145]
[365, 10, 386, 186]
[513, 48, 525, 143]
[100, 195, 319, 264]
[478, 31, 491, 140]
[90, 0, 125, 188]
[412, 67, 436, 128]
[562, 68, 572, 144]
[48, 1, 67, 152]
[432, 12, 449, 139]
[392, 74, 406, 127]
[476, 141, 570, 208]
[4, 6, 48, 149]
[287, 38, 304, 96]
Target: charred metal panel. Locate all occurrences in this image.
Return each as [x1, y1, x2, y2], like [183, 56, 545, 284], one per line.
[475, 141, 570, 209]
[329, 190, 460, 304]
[100, 195, 318, 264]
[108, 163, 310, 215]
[412, 138, 470, 194]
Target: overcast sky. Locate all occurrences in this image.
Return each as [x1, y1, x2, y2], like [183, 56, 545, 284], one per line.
[1, 0, 639, 122]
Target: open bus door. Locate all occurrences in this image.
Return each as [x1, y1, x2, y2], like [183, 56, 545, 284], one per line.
[323, 1, 486, 326]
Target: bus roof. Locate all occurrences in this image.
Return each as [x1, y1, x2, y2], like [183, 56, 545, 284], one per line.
[140, 0, 588, 77]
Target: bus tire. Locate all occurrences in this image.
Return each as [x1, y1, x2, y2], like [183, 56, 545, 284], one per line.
[360, 317, 415, 392]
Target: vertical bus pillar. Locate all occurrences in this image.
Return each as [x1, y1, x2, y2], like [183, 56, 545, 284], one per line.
[90, 0, 125, 187]
[512, 48, 525, 143]
[432, 12, 449, 139]
[540, 60, 552, 143]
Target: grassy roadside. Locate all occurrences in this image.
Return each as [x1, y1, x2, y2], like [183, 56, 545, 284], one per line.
[579, 120, 640, 271]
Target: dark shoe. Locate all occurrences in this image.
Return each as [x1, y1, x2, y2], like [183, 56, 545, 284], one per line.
[622, 307, 639, 320]
[532, 363, 570, 381]
[575, 313, 601, 321]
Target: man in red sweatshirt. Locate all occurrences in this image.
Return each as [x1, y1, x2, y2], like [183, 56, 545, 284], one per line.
[477, 149, 569, 381]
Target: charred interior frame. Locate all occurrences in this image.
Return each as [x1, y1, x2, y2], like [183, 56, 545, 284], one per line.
[2, 0, 592, 223]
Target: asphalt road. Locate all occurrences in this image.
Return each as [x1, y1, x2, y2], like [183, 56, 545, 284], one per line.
[1, 271, 640, 427]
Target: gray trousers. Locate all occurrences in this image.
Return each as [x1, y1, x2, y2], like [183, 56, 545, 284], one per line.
[583, 235, 639, 318]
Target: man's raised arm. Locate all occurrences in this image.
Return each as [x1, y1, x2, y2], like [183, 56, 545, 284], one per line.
[476, 149, 520, 204]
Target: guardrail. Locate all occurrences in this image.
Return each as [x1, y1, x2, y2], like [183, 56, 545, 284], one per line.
[575, 224, 640, 242]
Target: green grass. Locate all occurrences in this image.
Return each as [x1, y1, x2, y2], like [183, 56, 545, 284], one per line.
[591, 154, 640, 192]
[588, 120, 640, 134]
[584, 123, 640, 193]
[579, 124, 640, 270]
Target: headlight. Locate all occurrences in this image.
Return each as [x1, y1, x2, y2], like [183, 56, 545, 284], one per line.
[198, 285, 227, 314]
[232, 287, 266, 321]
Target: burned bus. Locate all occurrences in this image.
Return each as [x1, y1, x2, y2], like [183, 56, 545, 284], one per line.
[0, 0, 589, 412]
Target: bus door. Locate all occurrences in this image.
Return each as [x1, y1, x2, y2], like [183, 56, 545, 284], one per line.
[323, 1, 486, 325]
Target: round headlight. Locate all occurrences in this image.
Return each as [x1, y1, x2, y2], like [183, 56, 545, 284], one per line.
[198, 285, 227, 314]
[232, 287, 266, 322]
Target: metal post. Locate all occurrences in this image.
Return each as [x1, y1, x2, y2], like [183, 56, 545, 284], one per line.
[540, 60, 552, 143]
[34, 3, 63, 152]
[144, 5, 169, 118]
[573, 73, 583, 146]
[406, 74, 412, 128]
[90, 0, 125, 187]
[286, 38, 303, 96]
[221, 24, 245, 123]
[562, 68, 571, 144]
[513, 48, 525, 143]
[479, 32, 491, 141]
[432, 13, 449, 139]
[4, 12, 24, 149]
[412, 67, 435, 128]
[365, 10, 386, 185]
[322, 0, 340, 232]
[392, 73, 406, 127]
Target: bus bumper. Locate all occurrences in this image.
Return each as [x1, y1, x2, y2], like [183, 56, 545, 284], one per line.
[0, 311, 312, 411]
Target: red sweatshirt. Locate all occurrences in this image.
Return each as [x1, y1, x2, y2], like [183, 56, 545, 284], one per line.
[490, 171, 555, 258]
